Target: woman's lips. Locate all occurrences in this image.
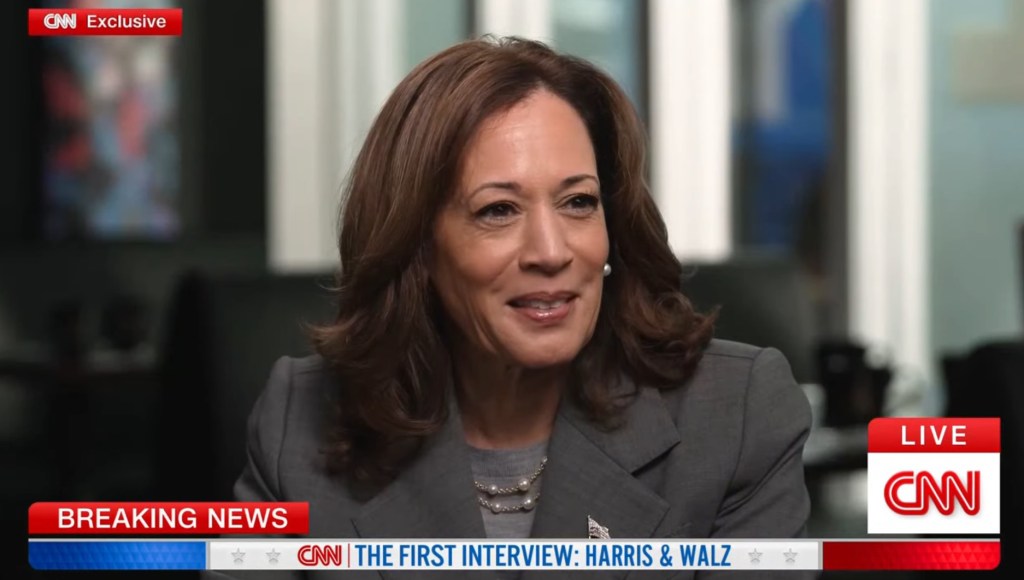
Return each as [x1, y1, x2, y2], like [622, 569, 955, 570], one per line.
[507, 296, 575, 324]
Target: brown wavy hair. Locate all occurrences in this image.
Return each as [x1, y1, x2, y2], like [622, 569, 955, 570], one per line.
[312, 36, 715, 484]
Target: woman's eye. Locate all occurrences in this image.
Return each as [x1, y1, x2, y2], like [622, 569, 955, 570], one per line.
[476, 202, 517, 221]
[565, 194, 600, 213]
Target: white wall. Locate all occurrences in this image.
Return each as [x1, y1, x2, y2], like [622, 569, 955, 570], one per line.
[930, 0, 1024, 356]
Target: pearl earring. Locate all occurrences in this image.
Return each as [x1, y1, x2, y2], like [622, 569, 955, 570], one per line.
[602, 263, 612, 277]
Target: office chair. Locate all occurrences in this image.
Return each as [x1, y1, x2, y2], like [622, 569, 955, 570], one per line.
[158, 270, 335, 500]
[943, 340, 1024, 575]
[680, 254, 818, 383]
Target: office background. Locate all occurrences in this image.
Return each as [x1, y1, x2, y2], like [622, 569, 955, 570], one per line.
[1, 0, 1022, 577]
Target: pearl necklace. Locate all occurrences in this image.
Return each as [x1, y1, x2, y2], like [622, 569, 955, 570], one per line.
[473, 456, 547, 514]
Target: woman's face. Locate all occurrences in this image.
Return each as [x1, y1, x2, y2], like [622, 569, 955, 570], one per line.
[430, 90, 610, 369]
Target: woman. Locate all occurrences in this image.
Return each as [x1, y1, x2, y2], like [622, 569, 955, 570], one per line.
[225, 37, 811, 579]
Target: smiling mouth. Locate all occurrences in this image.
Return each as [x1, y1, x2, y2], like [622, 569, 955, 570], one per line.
[508, 298, 570, 310]
[506, 294, 577, 324]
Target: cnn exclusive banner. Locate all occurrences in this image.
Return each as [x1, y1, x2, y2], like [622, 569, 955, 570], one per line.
[27, 8, 182, 36]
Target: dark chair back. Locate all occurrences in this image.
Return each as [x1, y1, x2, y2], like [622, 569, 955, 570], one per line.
[681, 255, 817, 383]
[943, 340, 1024, 574]
[158, 271, 335, 500]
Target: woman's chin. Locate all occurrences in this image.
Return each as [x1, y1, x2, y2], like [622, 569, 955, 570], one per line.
[506, 343, 583, 370]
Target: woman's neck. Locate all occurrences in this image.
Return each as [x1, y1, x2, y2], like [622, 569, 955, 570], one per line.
[453, 349, 566, 450]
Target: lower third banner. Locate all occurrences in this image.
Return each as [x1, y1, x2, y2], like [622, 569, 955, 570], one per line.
[27, 539, 1001, 571]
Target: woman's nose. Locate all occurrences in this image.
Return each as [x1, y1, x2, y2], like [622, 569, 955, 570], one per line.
[518, 208, 573, 274]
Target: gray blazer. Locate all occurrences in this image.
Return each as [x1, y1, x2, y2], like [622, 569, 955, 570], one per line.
[207, 339, 813, 579]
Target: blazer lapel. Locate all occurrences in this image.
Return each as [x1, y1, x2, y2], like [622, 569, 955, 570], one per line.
[350, 379, 681, 580]
[523, 384, 681, 580]
[351, 404, 491, 580]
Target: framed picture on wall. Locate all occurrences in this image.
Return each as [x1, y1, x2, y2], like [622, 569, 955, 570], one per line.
[38, 0, 180, 240]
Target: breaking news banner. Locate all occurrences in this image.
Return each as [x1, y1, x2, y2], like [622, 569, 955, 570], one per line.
[27, 502, 310, 535]
[867, 417, 1000, 534]
[27, 8, 183, 36]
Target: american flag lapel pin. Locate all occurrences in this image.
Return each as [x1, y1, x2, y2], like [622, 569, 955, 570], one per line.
[587, 515, 610, 539]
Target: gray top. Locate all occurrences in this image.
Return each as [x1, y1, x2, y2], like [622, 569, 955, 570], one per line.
[469, 439, 549, 540]
[204, 339, 815, 580]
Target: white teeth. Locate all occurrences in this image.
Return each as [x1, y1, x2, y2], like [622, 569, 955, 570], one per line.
[514, 299, 566, 310]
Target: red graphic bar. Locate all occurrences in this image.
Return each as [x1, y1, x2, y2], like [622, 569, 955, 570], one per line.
[28, 502, 308, 535]
[868, 418, 1000, 453]
[28, 8, 182, 36]
[823, 541, 1000, 570]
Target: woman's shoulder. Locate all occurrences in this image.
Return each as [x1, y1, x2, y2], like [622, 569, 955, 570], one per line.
[264, 354, 335, 396]
[647, 340, 812, 539]
[260, 354, 337, 425]
[688, 338, 796, 388]
[657, 338, 808, 421]
[237, 355, 368, 522]
[259, 354, 335, 409]
[248, 355, 336, 472]
[701, 337, 766, 361]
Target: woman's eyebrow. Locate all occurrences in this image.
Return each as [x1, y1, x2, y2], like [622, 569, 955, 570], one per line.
[468, 181, 521, 199]
[561, 174, 600, 189]
[467, 174, 600, 199]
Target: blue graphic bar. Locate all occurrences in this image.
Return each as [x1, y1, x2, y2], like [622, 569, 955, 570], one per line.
[29, 541, 206, 570]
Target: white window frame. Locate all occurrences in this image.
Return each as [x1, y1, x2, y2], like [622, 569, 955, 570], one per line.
[267, 0, 405, 273]
[649, 0, 733, 262]
[848, 0, 930, 386]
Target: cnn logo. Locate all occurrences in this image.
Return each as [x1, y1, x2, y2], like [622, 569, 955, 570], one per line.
[43, 13, 76, 30]
[884, 470, 980, 516]
[868, 418, 999, 534]
[298, 544, 348, 567]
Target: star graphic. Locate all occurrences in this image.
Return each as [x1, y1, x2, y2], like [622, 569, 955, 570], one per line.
[783, 549, 798, 564]
[266, 549, 281, 564]
[748, 548, 763, 564]
[231, 548, 246, 565]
